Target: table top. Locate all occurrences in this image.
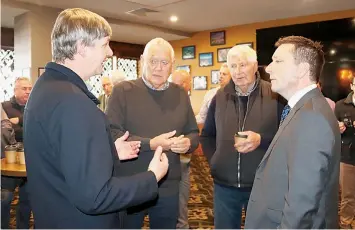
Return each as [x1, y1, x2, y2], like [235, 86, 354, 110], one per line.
[1, 158, 26, 177]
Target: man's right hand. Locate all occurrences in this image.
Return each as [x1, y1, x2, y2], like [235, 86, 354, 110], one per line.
[148, 146, 169, 182]
[339, 122, 346, 134]
[150, 130, 176, 151]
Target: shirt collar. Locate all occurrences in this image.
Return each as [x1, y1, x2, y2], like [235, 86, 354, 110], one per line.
[141, 74, 169, 91]
[45, 62, 100, 105]
[288, 84, 317, 108]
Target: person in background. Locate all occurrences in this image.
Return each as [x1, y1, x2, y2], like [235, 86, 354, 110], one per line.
[110, 69, 126, 86]
[335, 74, 355, 229]
[245, 36, 340, 229]
[106, 37, 199, 229]
[171, 69, 192, 229]
[98, 76, 112, 111]
[1, 77, 32, 229]
[23, 8, 168, 228]
[195, 63, 231, 124]
[317, 81, 335, 111]
[200, 45, 282, 229]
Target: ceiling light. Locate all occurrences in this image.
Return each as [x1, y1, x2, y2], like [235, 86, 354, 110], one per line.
[330, 49, 336, 55]
[170, 15, 178, 22]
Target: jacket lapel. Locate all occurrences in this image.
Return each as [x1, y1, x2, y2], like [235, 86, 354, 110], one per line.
[257, 88, 321, 169]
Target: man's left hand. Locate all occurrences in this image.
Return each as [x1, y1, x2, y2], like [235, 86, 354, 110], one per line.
[171, 135, 191, 154]
[115, 131, 141, 160]
[234, 131, 261, 153]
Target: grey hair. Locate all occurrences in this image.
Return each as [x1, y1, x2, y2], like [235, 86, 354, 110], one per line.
[109, 70, 126, 86]
[51, 8, 112, 63]
[14, 77, 31, 88]
[227, 45, 257, 67]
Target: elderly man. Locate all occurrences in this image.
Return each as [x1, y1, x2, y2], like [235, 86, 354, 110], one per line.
[200, 45, 282, 229]
[98, 76, 112, 111]
[245, 36, 341, 228]
[171, 69, 192, 229]
[195, 63, 231, 124]
[106, 38, 199, 229]
[23, 8, 168, 228]
[335, 74, 355, 229]
[1, 77, 32, 229]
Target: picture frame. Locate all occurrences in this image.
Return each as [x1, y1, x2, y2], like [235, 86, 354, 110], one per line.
[182, 45, 195, 60]
[199, 52, 213, 67]
[210, 31, 226, 46]
[38, 67, 45, 77]
[236, 42, 253, 49]
[211, 70, 220, 85]
[217, 47, 231, 63]
[176, 65, 191, 73]
[193, 76, 208, 90]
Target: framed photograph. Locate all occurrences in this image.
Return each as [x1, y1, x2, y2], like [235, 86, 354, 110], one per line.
[193, 76, 207, 90]
[217, 47, 231, 63]
[211, 70, 220, 85]
[199, 52, 213, 67]
[210, 31, 226, 46]
[176, 65, 191, 73]
[38, 67, 45, 77]
[182, 45, 195, 60]
[236, 42, 253, 49]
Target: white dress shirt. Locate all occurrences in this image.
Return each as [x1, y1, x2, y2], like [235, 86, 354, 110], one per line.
[195, 87, 220, 124]
[288, 84, 317, 108]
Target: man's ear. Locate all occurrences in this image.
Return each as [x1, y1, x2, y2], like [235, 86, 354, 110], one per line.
[77, 40, 86, 57]
[296, 62, 310, 79]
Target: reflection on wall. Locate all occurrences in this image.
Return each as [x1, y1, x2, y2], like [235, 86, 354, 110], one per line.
[257, 17, 355, 102]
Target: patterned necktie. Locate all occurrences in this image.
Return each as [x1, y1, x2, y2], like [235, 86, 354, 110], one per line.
[280, 104, 291, 125]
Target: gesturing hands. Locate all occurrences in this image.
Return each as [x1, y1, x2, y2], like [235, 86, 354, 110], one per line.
[114, 131, 141, 160]
[150, 130, 191, 154]
[148, 146, 169, 182]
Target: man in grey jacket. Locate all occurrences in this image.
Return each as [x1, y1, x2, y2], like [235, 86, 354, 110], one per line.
[245, 36, 341, 229]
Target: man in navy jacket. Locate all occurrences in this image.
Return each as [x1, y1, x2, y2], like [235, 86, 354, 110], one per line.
[23, 8, 168, 228]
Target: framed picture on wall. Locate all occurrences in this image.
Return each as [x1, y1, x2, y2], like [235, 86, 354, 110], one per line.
[199, 52, 213, 67]
[38, 67, 45, 77]
[211, 70, 220, 85]
[217, 47, 231, 63]
[236, 42, 253, 49]
[193, 76, 207, 90]
[210, 31, 226, 46]
[176, 65, 191, 73]
[182, 45, 195, 60]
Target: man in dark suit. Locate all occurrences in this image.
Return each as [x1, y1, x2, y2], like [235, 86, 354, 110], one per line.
[245, 36, 341, 229]
[23, 8, 168, 228]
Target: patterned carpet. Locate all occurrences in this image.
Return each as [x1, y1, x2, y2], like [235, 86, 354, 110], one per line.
[8, 152, 216, 229]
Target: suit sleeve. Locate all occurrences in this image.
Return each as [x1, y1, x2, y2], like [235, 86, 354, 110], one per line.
[280, 111, 336, 228]
[56, 96, 158, 215]
[200, 96, 217, 163]
[106, 84, 152, 151]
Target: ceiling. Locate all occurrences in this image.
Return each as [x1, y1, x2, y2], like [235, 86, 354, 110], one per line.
[1, 0, 355, 44]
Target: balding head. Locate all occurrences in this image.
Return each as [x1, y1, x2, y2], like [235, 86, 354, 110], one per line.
[171, 70, 191, 93]
[14, 77, 32, 105]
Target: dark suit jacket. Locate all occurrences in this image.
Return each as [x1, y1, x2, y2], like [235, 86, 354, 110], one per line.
[23, 62, 158, 228]
[245, 88, 341, 229]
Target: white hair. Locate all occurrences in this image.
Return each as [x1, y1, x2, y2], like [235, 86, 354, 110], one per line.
[109, 69, 126, 85]
[227, 45, 257, 67]
[142, 37, 175, 60]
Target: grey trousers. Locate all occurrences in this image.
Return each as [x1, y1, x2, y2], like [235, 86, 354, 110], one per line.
[177, 155, 190, 229]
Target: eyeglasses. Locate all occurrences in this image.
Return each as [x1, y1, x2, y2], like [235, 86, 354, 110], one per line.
[149, 59, 170, 67]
